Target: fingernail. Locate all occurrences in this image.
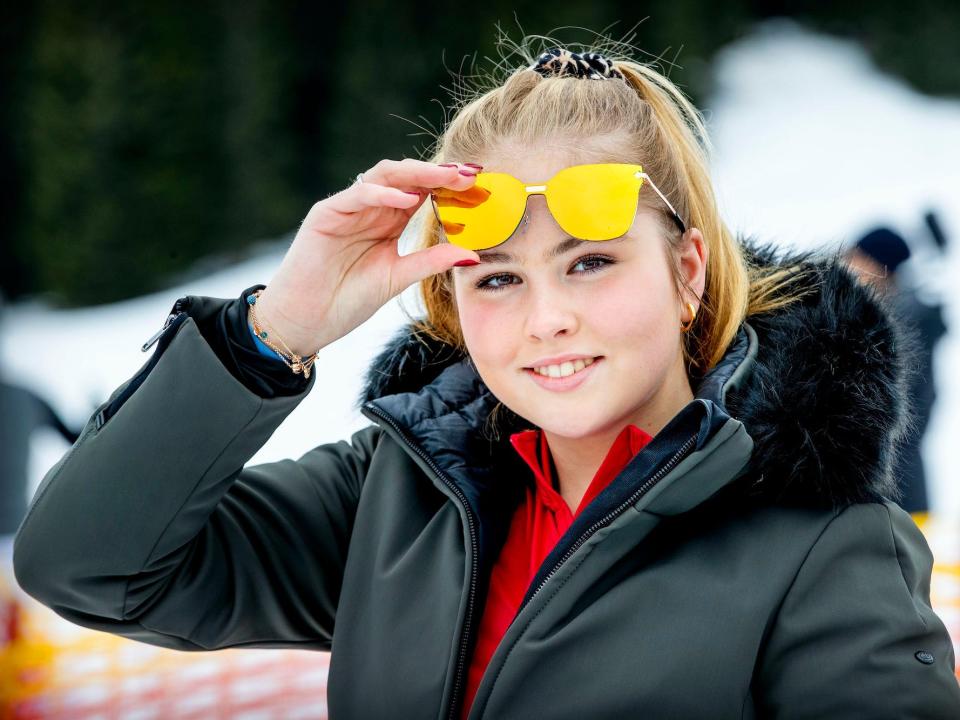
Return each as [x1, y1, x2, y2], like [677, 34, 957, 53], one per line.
[404, 191, 421, 196]
[459, 169, 477, 177]
[439, 163, 458, 168]
[463, 163, 483, 169]
[453, 259, 480, 267]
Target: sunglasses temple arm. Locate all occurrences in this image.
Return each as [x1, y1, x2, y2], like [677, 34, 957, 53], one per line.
[427, 194, 449, 242]
[640, 173, 687, 235]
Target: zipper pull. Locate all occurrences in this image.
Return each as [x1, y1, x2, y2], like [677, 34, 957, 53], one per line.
[142, 313, 177, 352]
[141, 297, 190, 352]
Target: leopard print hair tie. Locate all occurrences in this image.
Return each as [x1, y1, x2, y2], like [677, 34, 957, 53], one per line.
[530, 47, 624, 80]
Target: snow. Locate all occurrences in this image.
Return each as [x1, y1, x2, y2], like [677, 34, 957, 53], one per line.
[3, 20, 957, 515]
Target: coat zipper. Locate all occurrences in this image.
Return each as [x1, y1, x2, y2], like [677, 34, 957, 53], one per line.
[142, 298, 190, 352]
[365, 399, 700, 720]
[361, 403, 480, 720]
[94, 298, 193, 432]
[513, 432, 699, 619]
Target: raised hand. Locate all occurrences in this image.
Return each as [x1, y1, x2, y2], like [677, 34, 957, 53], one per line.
[254, 159, 482, 356]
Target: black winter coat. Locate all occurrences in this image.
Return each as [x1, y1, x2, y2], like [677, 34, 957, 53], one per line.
[13, 240, 960, 718]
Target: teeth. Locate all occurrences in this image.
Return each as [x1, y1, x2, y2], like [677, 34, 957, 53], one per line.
[534, 357, 595, 378]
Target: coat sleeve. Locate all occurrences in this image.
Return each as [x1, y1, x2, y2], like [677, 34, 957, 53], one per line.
[12, 310, 381, 652]
[754, 501, 960, 718]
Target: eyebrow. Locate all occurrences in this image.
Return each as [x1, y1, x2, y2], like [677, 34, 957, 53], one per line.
[475, 235, 626, 264]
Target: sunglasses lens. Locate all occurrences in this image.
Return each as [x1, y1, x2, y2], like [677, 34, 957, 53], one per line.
[431, 173, 526, 250]
[547, 164, 642, 241]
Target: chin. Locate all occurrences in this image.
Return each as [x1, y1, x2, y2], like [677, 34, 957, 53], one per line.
[515, 406, 619, 439]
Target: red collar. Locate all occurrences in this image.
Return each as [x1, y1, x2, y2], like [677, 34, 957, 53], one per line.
[509, 424, 653, 518]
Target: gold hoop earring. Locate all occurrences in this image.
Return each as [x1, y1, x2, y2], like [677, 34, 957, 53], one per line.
[680, 301, 697, 333]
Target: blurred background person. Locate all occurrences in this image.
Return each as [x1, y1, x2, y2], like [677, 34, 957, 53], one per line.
[0, 291, 80, 536]
[844, 222, 949, 515]
[0, 381, 79, 535]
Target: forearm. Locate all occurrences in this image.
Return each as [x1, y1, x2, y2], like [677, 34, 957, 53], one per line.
[13, 309, 314, 619]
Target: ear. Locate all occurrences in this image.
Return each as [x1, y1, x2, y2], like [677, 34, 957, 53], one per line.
[677, 227, 707, 309]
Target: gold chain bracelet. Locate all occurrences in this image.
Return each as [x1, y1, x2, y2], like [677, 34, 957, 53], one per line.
[246, 289, 318, 380]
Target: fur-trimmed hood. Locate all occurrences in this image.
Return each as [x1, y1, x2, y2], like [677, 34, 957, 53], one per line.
[356, 238, 915, 511]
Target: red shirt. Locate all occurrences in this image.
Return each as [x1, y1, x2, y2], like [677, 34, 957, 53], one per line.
[460, 424, 654, 718]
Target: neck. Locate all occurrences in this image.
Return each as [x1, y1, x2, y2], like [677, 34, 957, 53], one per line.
[543, 366, 695, 514]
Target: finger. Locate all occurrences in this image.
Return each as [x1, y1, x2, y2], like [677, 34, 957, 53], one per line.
[361, 158, 480, 193]
[321, 182, 426, 215]
[390, 243, 481, 294]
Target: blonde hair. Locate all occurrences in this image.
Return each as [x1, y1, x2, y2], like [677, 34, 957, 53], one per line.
[411, 32, 811, 379]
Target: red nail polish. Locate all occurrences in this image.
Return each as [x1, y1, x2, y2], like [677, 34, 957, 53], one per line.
[439, 163, 458, 168]
[453, 259, 480, 267]
[463, 163, 483, 169]
[459, 169, 477, 177]
[404, 191, 421, 196]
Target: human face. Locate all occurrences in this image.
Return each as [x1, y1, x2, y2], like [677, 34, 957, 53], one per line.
[844, 249, 892, 291]
[451, 153, 705, 441]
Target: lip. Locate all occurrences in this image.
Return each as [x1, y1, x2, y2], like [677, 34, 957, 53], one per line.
[523, 357, 602, 392]
[524, 353, 601, 370]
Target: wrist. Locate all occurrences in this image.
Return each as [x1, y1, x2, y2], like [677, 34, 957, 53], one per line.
[247, 309, 287, 361]
[246, 294, 319, 380]
[249, 290, 323, 358]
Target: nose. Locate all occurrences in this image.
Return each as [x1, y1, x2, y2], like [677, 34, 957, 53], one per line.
[523, 279, 580, 341]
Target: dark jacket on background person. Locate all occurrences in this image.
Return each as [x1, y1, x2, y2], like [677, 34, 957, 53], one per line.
[888, 284, 948, 513]
[0, 381, 79, 534]
[12, 240, 960, 719]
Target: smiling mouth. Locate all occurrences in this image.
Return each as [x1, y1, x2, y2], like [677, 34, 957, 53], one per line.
[527, 356, 602, 379]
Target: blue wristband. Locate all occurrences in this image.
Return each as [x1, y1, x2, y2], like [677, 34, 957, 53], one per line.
[248, 319, 287, 362]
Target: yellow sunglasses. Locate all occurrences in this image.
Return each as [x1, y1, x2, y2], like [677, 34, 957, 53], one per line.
[429, 163, 686, 251]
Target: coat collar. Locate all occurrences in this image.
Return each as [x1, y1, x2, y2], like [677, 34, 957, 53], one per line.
[357, 238, 912, 512]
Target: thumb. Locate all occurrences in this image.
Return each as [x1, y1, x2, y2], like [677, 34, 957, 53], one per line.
[392, 243, 481, 291]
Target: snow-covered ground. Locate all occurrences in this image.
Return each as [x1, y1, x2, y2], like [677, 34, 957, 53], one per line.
[3, 20, 958, 515]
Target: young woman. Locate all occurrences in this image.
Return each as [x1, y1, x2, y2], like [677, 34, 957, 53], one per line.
[13, 43, 960, 718]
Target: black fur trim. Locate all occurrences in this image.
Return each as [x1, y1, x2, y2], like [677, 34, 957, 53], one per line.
[358, 326, 466, 406]
[729, 238, 916, 508]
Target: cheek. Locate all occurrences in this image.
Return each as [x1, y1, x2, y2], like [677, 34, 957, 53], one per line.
[456, 295, 519, 363]
[590, 268, 678, 342]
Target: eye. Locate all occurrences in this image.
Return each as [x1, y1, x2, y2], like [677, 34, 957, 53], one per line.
[570, 254, 614, 274]
[474, 254, 615, 292]
[474, 272, 517, 292]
